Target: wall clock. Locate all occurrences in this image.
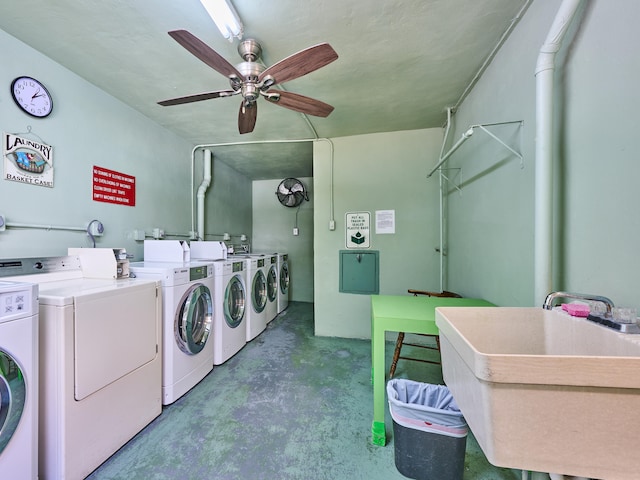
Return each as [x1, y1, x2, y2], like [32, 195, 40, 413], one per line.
[11, 76, 53, 118]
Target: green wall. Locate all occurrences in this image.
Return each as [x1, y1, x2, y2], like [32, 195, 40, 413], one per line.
[199, 151, 252, 244]
[0, 29, 251, 259]
[444, 0, 640, 310]
[313, 130, 443, 338]
[252, 177, 314, 303]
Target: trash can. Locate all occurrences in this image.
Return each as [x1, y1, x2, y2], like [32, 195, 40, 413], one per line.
[387, 379, 468, 480]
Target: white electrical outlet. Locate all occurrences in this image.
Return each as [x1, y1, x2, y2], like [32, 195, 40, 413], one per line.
[152, 228, 165, 239]
[329, 220, 336, 231]
[133, 229, 146, 241]
[293, 227, 299, 236]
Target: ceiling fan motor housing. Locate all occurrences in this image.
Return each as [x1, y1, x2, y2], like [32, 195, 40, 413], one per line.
[235, 61, 265, 103]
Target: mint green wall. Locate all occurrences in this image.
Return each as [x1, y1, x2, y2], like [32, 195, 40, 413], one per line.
[200, 153, 252, 243]
[0, 30, 251, 260]
[252, 177, 314, 302]
[313, 130, 443, 338]
[445, 0, 640, 310]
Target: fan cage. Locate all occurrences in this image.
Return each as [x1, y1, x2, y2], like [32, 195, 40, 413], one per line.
[276, 178, 308, 208]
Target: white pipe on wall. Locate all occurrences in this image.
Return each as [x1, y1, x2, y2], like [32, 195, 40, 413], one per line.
[190, 138, 316, 239]
[534, 0, 582, 305]
[438, 107, 453, 292]
[196, 149, 213, 241]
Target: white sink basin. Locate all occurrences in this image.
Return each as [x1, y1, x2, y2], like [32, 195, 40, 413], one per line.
[435, 306, 640, 480]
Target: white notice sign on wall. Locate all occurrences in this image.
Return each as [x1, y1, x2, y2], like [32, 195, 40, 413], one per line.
[375, 210, 395, 234]
[345, 211, 370, 249]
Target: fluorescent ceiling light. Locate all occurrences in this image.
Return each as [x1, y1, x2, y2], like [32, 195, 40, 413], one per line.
[199, 0, 244, 41]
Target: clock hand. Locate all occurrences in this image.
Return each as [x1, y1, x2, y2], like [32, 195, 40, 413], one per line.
[31, 89, 43, 100]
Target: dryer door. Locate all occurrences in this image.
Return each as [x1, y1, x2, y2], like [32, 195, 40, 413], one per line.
[224, 275, 245, 328]
[0, 350, 25, 454]
[251, 270, 267, 314]
[267, 266, 278, 302]
[279, 262, 289, 294]
[175, 283, 213, 355]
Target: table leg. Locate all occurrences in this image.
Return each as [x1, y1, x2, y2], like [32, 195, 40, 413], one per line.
[371, 319, 387, 445]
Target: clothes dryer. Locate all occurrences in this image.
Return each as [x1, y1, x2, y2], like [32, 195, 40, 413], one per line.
[264, 254, 279, 323]
[242, 256, 267, 341]
[0, 256, 162, 480]
[0, 281, 38, 480]
[129, 261, 214, 404]
[212, 259, 247, 364]
[277, 253, 289, 313]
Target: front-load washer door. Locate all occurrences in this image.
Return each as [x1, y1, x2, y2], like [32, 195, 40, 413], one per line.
[279, 262, 289, 295]
[224, 275, 245, 328]
[267, 266, 277, 303]
[0, 350, 26, 455]
[175, 283, 213, 355]
[251, 271, 267, 314]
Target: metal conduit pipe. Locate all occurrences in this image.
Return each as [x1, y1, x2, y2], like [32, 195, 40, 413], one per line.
[190, 139, 317, 239]
[438, 107, 453, 292]
[534, 0, 582, 306]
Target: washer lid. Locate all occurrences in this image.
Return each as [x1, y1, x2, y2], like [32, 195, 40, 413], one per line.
[37, 277, 158, 306]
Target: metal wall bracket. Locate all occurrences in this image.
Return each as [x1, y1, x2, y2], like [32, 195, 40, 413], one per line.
[427, 120, 524, 179]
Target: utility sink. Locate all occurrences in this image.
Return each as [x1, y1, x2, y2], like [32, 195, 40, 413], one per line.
[435, 306, 640, 480]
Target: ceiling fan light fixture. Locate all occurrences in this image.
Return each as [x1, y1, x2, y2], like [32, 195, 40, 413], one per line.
[199, 0, 244, 42]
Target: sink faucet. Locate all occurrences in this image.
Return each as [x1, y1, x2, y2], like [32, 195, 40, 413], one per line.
[543, 291, 614, 316]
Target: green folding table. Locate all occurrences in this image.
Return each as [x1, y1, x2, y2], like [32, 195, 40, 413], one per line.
[370, 294, 494, 445]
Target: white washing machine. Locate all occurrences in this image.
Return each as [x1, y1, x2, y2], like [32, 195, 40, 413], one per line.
[0, 281, 38, 480]
[212, 259, 247, 364]
[277, 253, 290, 313]
[129, 261, 214, 405]
[242, 255, 268, 341]
[264, 254, 279, 323]
[0, 256, 162, 480]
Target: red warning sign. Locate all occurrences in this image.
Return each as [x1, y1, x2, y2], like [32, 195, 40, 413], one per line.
[92, 165, 136, 206]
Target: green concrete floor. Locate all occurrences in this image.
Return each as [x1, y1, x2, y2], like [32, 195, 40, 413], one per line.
[87, 302, 522, 480]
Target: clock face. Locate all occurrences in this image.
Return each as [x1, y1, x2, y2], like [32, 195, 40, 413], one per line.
[11, 76, 53, 118]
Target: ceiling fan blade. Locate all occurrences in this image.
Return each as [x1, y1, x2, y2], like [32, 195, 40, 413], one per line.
[158, 89, 237, 106]
[168, 30, 242, 79]
[238, 101, 257, 134]
[264, 90, 334, 117]
[259, 43, 338, 85]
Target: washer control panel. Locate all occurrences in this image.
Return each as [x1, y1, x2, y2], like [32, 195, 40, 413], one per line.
[0, 281, 36, 322]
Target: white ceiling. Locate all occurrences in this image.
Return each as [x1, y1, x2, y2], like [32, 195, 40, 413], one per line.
[0, 0, 529, 180]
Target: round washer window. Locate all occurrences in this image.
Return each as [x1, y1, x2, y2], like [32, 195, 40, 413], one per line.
[225, 275, 245, 328]
[175, 284, 213, 355]
[0, 350, 26, 454]
[252, 271, 267, 313]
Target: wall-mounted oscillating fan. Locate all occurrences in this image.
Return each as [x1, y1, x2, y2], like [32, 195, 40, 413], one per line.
[276, 178, 308, 208]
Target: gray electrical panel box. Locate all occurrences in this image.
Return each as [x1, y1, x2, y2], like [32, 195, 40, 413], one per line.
[339, 250, 379, 295]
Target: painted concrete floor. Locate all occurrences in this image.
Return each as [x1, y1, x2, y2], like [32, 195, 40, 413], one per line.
[87, 302, 521, 480]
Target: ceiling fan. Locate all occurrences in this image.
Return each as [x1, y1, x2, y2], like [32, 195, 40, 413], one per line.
[158, 30, 338, 134]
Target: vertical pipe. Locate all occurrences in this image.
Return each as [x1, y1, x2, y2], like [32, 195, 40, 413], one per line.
[438, 108, 453, 292]
[197, 149, 213, 241]
[534, 0, 582, 305]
